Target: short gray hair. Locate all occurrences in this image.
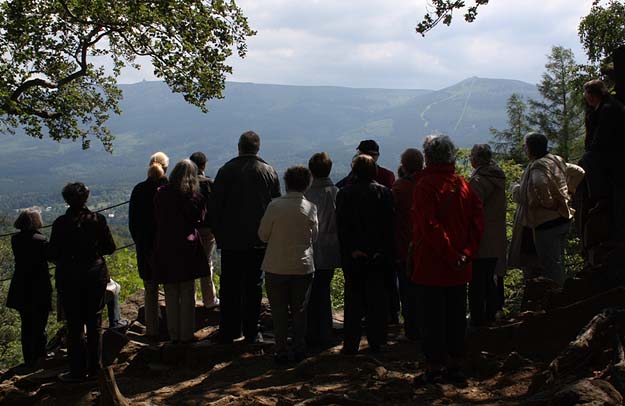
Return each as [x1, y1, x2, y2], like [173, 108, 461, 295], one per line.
[470, 144, 493, 166]
[168, 159, 199, 195]
[423, 135, 457, 165]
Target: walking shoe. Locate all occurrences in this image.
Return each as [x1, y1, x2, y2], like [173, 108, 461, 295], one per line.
[340, 346, 358, 355]
[245, 332, 264, 344]
[445, 368, 468, 387]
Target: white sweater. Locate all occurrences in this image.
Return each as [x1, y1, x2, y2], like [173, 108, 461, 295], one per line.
[258, 192, 318, 275]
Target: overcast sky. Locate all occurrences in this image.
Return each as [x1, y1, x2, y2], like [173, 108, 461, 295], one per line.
[118, 0, 595, 90]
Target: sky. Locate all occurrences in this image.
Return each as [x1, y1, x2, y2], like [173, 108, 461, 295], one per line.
[118, 0, 596, 90]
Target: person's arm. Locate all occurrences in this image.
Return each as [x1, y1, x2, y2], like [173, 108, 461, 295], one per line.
[310, 204, 319, 243]
[210, 167, 227, 240]
[270, 168, 281, 198]
[463, 186, 485, 261]
[98, 214, 116, 256]
[258, 202, 275, 243]
[128, 185, 139, 243]
[469, 172, 494, 205]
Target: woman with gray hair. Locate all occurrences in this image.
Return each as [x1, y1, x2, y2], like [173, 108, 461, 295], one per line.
[152, 159, 210, 343]
[410, 135, 484, 385]
[7, 209, 51, 371]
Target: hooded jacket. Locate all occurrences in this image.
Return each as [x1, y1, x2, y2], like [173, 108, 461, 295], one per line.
[469, 162, 507, 276]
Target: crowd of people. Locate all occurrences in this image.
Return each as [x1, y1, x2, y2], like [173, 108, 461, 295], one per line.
[6, 78, 624, 386]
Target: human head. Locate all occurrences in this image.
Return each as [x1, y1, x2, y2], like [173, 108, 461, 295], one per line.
[423, 135, 457, 165]
[189, 151, 207, 173]
[168, 159, 199, 195]
[62, 182, 90, 208]
[352, 154, 377, 182]
[357, 139, 380, 162]
[238, 131, 260, 155]
[583, 79, 609, 109]
[524, 132, 549, 160]
[470, 144, 493, 169]
[149, 152, 169, 175]
[308, 152, 333, 178]
[284, 165, 312, 193]
[14, 209, 43, 231]
[400, 148, 424, 175]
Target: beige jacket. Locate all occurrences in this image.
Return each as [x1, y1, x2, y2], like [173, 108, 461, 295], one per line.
[469, 163, 508, 276]
[508, 154, 585, 269]
[258, 192, 318, 275]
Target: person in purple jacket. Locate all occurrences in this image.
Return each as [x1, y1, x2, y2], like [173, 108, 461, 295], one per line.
[152, 159, 210, 343]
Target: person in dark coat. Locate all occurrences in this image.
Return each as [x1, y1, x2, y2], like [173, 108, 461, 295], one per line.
[391, 148, 424, 340]
[337, 140, 399, 324]
[129, 152, 168, 339]
[152, 159, 209, 343]
[337, 154, 394, 354]
[212, 131, 281, 344]
[49, 183, 116, 383]
[189, 151, 219, 309]
[7, 209, 52, 370]
[582, 79, 625, 242]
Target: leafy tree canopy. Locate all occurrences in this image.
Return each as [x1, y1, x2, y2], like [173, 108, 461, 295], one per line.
[0, 0, 255, 151]
[416, 0, 489, 36]
[579, 0, 625, 66]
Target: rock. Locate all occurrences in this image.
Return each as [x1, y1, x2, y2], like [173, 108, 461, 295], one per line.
[551, 379, 622, 406]
[521, 277, 562, 312]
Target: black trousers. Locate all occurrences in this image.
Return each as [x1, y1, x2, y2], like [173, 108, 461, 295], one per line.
[59, 277, 107, 377]
[19, 306, 49, 366]
[496, 275, 505, 311]
[219, 249, 265, 341]
[419, 284, 467, 366]
[306, 269, 335, 345]
[343, 269, 388, 351]
[386, 269, 401, 323]
[469, 258, 498, 326]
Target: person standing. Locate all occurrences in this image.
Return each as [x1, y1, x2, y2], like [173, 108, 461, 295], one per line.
[391, 148, 424, 340]
[129, 152, 169, 339]
[337, 140, 399, 323]
[509, 133, 583, 286]
[259, 166, 318, 363]
[304, 152, 341, 347]
[337, 155, 394, 354]
[212, 131, 281, 344]
[468, 144, 507, 326]
[152, 160, 209, 343]
[7, 209, 52, 371]
[49, 183, 116, 383]
[410, 135, 484, 385]
[189, 151, 220, 309]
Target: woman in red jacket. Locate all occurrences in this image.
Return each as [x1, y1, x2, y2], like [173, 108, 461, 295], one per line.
[411, 135, 484, 385]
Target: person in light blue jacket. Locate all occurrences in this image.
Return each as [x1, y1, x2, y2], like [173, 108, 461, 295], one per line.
[304, 152, 341, 347]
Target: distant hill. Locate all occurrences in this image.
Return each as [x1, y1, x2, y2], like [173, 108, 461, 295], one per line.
[0, 77, 539, 198]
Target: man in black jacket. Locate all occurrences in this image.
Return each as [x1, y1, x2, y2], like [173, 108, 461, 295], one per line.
[582, 79, 625, 242]
[212, 131, 281, 343]
[336, 155, 394, 354]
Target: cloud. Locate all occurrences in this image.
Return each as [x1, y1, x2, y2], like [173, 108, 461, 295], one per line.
[116, 0, 596, 89]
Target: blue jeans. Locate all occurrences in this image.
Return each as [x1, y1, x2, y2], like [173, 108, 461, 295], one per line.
[534, 221, 570, 286]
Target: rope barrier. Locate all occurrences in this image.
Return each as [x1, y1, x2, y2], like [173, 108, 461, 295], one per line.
[0, 200, 130, 239]
[0, 242, 136, 283]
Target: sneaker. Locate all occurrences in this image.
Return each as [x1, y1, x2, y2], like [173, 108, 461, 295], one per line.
[111, 319, 130, 331]
[58, 371, 86, 383]
[273, 353, 289, 365]
[205, 298, 220, 310]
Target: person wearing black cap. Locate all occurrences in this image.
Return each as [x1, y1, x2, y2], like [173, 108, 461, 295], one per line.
[337, 140, 400, 323]
[336, 140, 396, 189]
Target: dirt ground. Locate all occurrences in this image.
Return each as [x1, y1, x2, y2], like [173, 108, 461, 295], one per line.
[0, 293, 541, 406]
